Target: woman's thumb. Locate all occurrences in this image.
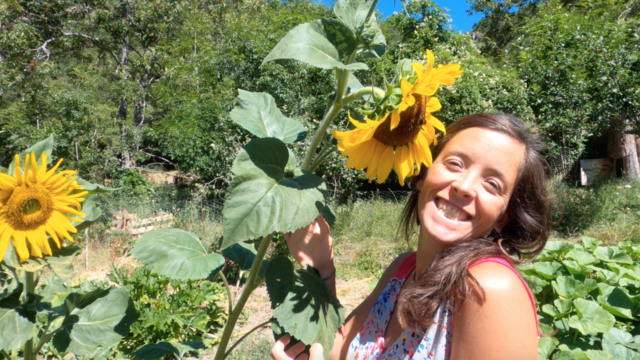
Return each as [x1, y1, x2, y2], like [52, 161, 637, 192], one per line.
[309, 343, 324, 360]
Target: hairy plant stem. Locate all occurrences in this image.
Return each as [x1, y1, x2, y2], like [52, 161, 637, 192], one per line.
[218, 271, 233, 313]
[0, 349, 11, 360]
[214, 234, 272, 360]
[23, 271, 35, 360]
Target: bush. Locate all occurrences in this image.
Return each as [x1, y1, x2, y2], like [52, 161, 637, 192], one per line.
[523, 236, 640, 359]
[109, 267, 227, 356]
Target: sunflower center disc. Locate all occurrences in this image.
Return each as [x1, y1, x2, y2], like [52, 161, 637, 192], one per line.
[21, 198, 42, 215]
[5, 184, 55, 228]
[373, 94, 427, 147]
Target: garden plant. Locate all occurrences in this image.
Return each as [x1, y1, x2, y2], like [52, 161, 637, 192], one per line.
[0, 136, 132, 360]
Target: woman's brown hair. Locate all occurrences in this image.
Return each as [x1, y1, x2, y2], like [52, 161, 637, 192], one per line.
[396, 113, 551, 330]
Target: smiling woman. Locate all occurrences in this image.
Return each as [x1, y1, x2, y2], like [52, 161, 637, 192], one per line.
[275, 113, 551, 360]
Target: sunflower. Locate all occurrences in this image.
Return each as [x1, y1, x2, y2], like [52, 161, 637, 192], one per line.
[0, 152, 87, 262]
[332, 50, 463, 186]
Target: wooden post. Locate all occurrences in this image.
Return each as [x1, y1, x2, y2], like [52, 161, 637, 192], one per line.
[85, 228, 90, 271]
[622, 134, 640, 179]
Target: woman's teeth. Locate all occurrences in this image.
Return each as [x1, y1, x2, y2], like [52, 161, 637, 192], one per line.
[437, 199, 470, 221]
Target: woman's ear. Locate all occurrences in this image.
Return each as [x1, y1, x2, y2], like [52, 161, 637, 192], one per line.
[493, 212, 510, 233]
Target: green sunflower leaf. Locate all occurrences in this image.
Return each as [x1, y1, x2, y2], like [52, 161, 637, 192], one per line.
[72, 194, 102, 232]
[222, 138, 326, 249]
[0, 308, 36, 351]
[538, 336, 557, 360]
[131, 229, 225, 281]
[568, 299, 616, 335]
[220, 238, 269, 278]
[265, 257, 296, 309]
[8, 135, 54, 175]
[45, 245, 81, 282]
[76, 178, 119, 195]
[333, 0, 386, 57]
[262, 21, 368, 71]
[272, 265, 345, 359]
[52, 287, 136, 355]
[229, 90, 307, 144]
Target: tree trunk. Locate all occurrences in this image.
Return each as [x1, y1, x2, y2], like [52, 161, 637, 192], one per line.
[622, 134, 640, 180]
[609, 117, 623, 159]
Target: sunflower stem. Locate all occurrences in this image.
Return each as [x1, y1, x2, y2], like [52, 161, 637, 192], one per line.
[213, 234, 272, 360]
[23, 271, 35, 360]
[364, 0, 380, 25]
[310, 147, 337, 172]
[341, 86, 385, 107]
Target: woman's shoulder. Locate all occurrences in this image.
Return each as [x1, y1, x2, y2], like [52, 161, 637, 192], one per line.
[450, 260, 539, 359]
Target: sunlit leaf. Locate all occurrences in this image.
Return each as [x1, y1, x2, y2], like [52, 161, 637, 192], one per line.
[594, 247, 633, 264]
[229, 90, 307, 144]
[8, 135, 54, 175]
[568, 299, 615, 335]
[222, 138, 326, 248]
[0, 308, 36, 351]
[552, 276, 588, 299]
[132, 229, 225, 281]
[262, 21, 368, 70]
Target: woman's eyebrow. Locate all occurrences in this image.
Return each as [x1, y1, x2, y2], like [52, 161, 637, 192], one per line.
[448, 149, 508, 182]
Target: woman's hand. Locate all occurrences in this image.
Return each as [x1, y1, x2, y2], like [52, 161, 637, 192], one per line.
[283, 215, 335, 278]
[271, 335, 323, 360]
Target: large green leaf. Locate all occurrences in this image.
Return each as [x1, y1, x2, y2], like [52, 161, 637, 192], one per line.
[262, 21, 368, 70]
[545, 241, 574, 254]
[220, 239, 269, 278]
[8, 135, 54, 175]
[594, 246, 633, 264]
[552, 276, 588, 299]
[272, 265, 345, 359]
[0, 308, 36, 351]
[521, 274, 548, 294]
[553, 349, 588, 360]
[534, 261, 564, 279]
[229, 90, 307, 144]
[585, 351, 619, 360]
[320, 18, 358, 59]
[134, 341, 204, 360]
[222, 138, 326, 249]
[52, 287, 136, 355]
[568, 299, 615, 335]
[266, 257, 296, 309]
[76, 177, 119, 195]
[538, 337, 557, 360]
[131, 229, 225, 281]
[581, 236, 602, 250]
[46, 245, 81, 282]
[333, 0, 386, 57]
[602, 328, 640, 360]
[597, 284, 634, 319]
[72, 194, 102, 232]
[566, 249, 598, 267]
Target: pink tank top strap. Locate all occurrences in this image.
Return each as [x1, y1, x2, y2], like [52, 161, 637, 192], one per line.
[391, 252, 417, 281]
[469, 257, 540, 337]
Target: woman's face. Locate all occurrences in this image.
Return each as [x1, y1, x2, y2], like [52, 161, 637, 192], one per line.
[417, 127, 526, 246]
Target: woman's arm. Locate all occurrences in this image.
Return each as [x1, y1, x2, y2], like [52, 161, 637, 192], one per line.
[450, 262, 538, 360]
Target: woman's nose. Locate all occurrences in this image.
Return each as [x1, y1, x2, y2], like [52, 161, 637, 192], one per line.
[452, 173, 476, 198]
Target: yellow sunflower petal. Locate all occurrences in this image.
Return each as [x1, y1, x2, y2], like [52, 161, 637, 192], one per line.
[42, 158, 64, 183]
[14, 155, 22, 185]
[393, 146, 411, 187]
[390, 111, 401, 131]
[400, 78, 414, 98]
[365, 141, 384, 181]
[0, 228, 11, 263]
[411, 62, 424, 77]
[38, 152, 48, 178]
[12, 231, 30, 262]
[426, 49, 435, 72]
[45, 224, 61, 248]
[426, 113, 446, 133]
[30, 152, 39, 183]
[375, 146, 395, 184]
[424, 96, 442, 113]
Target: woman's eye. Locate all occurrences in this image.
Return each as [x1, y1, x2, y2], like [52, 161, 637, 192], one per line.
[487, 180, 501, 192]
[445, 160, 462, 169]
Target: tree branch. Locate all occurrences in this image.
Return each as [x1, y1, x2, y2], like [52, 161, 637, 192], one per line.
[35, 33, 120, 64]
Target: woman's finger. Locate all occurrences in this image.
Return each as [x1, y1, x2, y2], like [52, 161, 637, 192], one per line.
[309, 343, 324, 360]
[271, 335, 291, 359]
[285, 341, 307, 358]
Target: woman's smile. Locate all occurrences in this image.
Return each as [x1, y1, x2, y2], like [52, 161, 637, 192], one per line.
[435, 197, 471, 222]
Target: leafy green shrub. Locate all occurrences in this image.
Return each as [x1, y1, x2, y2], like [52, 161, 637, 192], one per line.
[109, 267, 227, 355]
[523, 236, 640, 359]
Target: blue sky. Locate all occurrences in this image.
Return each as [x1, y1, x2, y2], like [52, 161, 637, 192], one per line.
[315, 0, 483, 32]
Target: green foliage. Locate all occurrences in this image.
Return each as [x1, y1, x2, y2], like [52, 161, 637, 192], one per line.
[267, 257, 345, 359]
[229, 90, 308, 144]
[134, 341, 205, 360]
[222, 138, 326, 248]
[131, 228, 225, 281]
[522, 237, 640, 359]
[109, 266, 226, 355]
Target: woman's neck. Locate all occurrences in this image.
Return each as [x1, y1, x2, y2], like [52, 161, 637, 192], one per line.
[415, 226, 447, 278]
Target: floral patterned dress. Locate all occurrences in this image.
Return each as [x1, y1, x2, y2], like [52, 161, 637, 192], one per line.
[345, 253, 539, 360]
